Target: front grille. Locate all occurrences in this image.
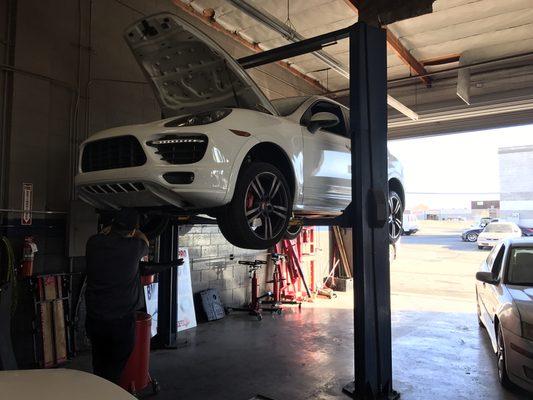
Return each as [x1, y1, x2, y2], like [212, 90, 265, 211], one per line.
[147, 135, 208, 164]
[82, 182, 145, 195]
[82, 136, 146, 172]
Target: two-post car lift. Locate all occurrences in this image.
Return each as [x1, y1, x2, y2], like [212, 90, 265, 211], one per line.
[153, 22, 397, 400]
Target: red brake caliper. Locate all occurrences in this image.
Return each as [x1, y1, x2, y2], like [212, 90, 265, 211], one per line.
[246, 191, 254, 211]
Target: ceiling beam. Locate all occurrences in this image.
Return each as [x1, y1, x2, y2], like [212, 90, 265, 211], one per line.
[385, 28, 432, 87]
[344, 0, 432, 87]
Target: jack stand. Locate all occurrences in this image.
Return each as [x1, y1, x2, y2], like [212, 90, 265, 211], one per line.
[227, 260, 282, 321]
[263, 252, 301, 309]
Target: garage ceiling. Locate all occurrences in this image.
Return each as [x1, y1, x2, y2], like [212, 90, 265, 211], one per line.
[176, 0, 533, 138]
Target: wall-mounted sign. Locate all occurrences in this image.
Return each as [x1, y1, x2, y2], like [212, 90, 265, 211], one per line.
[21, 183, 33, 226]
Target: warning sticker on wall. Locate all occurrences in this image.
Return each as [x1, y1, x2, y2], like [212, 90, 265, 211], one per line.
[21, 183, 33, 226]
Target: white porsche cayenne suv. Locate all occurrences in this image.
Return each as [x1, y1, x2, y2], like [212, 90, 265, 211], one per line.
[75, 13, 405, 249]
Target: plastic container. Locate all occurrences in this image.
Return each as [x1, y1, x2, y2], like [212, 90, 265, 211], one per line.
[140, 274, 155, 286]
[119, 312, 158, 395]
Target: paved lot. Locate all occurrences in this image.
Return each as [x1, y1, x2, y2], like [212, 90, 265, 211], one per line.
[390, 221, 530, 400]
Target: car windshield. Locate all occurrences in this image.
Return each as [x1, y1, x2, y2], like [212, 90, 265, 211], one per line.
[484, 223, 513, 233]
[271, 96, 310, 116]
[507, 247, 533, 286]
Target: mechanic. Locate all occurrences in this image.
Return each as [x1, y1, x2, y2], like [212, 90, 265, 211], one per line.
[85, 208, 149, 384]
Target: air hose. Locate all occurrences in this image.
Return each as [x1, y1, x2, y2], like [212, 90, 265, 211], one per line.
[0, 236, 17, 315]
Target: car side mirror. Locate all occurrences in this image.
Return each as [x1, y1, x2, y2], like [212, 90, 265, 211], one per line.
[476, 271, 499, 285]
[308, 112, 339, 133]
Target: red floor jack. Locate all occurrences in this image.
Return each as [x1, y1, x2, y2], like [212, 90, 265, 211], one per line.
[226, 260, 282, 321]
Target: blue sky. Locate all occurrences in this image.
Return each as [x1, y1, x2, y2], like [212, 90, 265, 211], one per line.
[388, 124, 533, 210]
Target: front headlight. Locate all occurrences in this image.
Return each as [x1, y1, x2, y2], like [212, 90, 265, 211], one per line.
[522, 321, 533, 341]
[164, 109, 232, 127]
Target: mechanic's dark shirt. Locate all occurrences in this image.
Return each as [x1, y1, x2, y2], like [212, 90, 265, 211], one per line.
[85, 232, 148, 320]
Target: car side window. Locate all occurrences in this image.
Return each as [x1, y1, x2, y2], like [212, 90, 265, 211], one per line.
[491, 245, 506, 277]
[303, 101, 347, 137]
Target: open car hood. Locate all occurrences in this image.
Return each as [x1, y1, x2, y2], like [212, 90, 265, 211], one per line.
[124, 13, 277, 116]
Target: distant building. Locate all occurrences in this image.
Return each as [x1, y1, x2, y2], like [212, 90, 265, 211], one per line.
[471, 200, 500, 219]
[498, 145, 533, 226]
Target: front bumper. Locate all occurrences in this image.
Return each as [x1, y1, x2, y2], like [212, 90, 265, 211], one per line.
[477, 239, 499, 247]
[75, 127, 252, 210]
[504, 327, 533, 393]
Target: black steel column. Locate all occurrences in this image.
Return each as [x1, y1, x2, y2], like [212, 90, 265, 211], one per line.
[343, 23, 397, 399]
[154, 222, 178, 348]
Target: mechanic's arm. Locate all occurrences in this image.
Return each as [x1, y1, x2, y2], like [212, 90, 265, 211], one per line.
[132, 229, 149, 247]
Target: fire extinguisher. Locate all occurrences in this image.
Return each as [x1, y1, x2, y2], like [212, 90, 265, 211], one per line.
[21, 236, 38, 277]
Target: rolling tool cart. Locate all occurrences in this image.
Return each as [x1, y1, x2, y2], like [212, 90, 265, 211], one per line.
[119, 259, 182, 397]
[226, 259, 282, 321]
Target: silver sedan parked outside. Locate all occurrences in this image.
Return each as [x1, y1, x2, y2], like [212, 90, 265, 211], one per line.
[476, 238, 533, 393]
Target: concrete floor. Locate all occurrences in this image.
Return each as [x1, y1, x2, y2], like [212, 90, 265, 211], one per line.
[70, 221, 532, 399]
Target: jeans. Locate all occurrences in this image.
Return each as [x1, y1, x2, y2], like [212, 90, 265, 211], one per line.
[86, 313, 136, 384]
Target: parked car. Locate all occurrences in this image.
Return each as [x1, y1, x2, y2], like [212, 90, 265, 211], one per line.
[74, 13, 405, 249]
[402, 214, 419, 235]
[520, 226, 533, 237]
[475, 238, 533, 393]
[462, 226, 484, 242]
[477, 222, 522, 249]
[462, 218, 500, 242]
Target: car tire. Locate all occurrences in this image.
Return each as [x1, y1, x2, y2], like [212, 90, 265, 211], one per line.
[388, 190, 403, 244]
[218, 162, 292, 249]
[466, 233, 478, 242]
[284, 224, 302, 240]
[497, 325, 513, 389]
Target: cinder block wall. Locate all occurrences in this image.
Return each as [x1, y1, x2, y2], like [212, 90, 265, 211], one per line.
[179, 225, 268, 307]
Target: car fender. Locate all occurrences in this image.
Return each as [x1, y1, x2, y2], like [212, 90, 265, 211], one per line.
[222, 136, 261, 204]
[219, 110, 304, 206]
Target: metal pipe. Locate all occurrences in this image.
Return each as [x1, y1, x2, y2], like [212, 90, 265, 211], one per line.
[228, 0, 418, 120]
[388, 50, 533, 86]
[0, 0, 18, 222]
[0, 208, 68, 215]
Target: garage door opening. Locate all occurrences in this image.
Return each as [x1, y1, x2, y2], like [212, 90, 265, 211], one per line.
[387, 124, 533, 399]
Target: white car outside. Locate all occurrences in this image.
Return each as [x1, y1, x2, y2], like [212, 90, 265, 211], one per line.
[475, 238, 533, 392]
[75, 13, 405, 249]
[477, 222, 522, 249]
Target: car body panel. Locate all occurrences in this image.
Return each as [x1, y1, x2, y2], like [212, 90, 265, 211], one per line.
[124, 13, 277, 116]
[76, 96, 403, 215]
[476, 238, 533, 392]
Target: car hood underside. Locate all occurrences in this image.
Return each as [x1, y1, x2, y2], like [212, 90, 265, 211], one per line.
[124, 13, 276, 117]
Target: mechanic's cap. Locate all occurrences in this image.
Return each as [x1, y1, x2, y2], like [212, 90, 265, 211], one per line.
[112, 208, 140, 231]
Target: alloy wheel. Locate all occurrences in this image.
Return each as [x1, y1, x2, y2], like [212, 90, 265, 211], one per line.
[388, 191, 403, 243]
[467, 233, 478, 242]
[244, 172, 289, 241]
